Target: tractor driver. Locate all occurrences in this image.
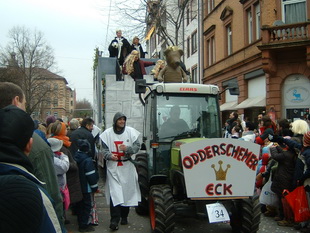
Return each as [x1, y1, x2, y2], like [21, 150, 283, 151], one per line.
[158, 106, 189, 139]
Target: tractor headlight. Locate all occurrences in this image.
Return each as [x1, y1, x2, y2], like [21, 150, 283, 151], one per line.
[156, 85, 164, 93]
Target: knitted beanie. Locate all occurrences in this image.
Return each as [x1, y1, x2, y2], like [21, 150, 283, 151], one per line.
[304, 131, 310, 147]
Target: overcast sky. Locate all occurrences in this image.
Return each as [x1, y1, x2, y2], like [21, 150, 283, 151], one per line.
[0, 0, 127, 103]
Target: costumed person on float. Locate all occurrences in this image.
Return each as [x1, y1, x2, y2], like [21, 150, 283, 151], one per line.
[108, 30, 131, 81]
[157, 46, 188, 83]
[99, 112, 141, 231]
[151, 59, 166, 81]
[122, 50, 155, 81]
[131, 36, 146, 58]
[108, 29, 131, 66]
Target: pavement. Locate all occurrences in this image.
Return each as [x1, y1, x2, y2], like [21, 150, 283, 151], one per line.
[65, 167, 307, 233]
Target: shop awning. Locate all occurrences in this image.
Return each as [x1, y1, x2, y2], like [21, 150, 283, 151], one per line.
[235, 96, 266, 109]
[145, 26, 155, 41]
[220, 101, 238, 111]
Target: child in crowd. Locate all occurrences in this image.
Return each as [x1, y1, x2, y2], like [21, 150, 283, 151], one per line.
[74, 139, 99, 232]
[47, 138, 70, 217]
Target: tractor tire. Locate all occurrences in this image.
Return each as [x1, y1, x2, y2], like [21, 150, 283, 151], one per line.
[230, 194, 261, 233]
[149, 184, 175, 233]
[135, 153, 149, 215]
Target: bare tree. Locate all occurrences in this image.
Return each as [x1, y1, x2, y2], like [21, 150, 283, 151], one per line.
[109, 0, 191, 47]
[74, 98, 93, 118]
[0, 26, 58, 114]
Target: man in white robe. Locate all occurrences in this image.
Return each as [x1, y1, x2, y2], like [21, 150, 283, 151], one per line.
[99, 112, 141, 231]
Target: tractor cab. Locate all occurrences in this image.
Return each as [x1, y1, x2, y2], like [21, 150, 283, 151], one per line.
[136, 81, 221, 178]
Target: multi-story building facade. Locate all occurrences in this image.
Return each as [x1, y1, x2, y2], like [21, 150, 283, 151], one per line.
[203, 0, 310, 124]
[31, 69, 75, 123]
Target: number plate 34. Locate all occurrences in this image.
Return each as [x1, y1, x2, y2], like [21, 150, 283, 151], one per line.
[206, 203, 230, 223]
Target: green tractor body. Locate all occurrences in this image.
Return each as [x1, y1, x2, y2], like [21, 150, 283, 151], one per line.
[134, 81, 261, 233]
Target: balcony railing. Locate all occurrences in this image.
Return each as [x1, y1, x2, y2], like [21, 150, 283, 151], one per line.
[261, 22, 310, 45]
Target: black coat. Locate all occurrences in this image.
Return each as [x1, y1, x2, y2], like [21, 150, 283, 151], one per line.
[270, 145, 296, 195]
[131, 43, 145, 58]
[69, 127, 95, 160]
[108, 37, 131, 65]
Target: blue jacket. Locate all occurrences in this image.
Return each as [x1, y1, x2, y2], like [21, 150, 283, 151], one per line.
[75, 150, 99, 193]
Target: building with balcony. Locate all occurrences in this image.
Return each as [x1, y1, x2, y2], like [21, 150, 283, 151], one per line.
[203, 0, 310, 124]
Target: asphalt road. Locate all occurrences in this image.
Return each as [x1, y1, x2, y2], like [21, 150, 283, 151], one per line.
[66, 169, 303, 233]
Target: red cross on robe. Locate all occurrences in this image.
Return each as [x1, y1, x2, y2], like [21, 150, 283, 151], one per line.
[112, 141, 125, 166]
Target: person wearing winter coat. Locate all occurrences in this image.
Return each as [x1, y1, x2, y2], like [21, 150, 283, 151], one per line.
[223, 111, 239, 138]
[0, 82, 65, 231]
[255, 115, 277, 146]
[240, 121, 256, 142]
[69, 118, 96, 160]
[50, 120, 83, 208]
[75, 139, 99, 232]
[269, 141, 297, 225]
[0, 106, 61, 233]
[131, 36, 146, 58]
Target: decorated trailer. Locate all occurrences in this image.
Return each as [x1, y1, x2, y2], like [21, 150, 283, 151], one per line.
[134, 80, 261, 233]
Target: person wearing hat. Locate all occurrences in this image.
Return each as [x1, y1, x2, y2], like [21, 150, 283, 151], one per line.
[48, 138, 69, 189]
[47, 138, 70, 216]
[0, 105, 61, 233]
[0, 81, 65, 232]
[74, 139, 99, 232]
[99, 112, 141, 231]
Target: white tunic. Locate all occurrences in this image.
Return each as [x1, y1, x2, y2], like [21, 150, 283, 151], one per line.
[99, 126, 141, 207]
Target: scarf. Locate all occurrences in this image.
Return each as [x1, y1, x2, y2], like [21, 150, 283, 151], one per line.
[52, 122, 71, 147]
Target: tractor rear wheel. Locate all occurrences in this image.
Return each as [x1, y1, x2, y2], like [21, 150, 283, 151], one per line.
[230, 194, 261, 233]
[135, 153, 149, 215]
[149, 184, 175, 233]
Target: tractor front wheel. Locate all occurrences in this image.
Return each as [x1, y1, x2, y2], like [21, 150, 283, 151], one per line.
[149, 184, 175, 233]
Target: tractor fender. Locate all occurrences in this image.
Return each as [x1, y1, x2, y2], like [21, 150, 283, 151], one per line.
[150, 174, 169, 186]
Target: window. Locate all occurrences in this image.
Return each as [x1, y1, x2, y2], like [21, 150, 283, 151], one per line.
[191, 0, 197, 20]
[191, 66, 198, 83]
[255, 3, 261, 39]
[206, 36, 215, 66]
[187, 7, 190, 25]
[53, 98, 58, 107]
[207, 0, 215, 14]
[54, 83, 58, 90]
[226, 24, 232, 55]
[247, 8, 253, 43]
[245, 1, 261, 44]
[187, 37, 190, 57]
[191, 31, 197, 54]
[70, 100, 73, 106]
[54, 112, 58, 117]
[282, 0, 306, 24]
